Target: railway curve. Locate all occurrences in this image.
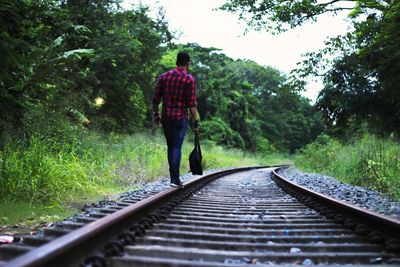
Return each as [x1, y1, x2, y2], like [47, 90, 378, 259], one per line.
[0, 166, 399, 266]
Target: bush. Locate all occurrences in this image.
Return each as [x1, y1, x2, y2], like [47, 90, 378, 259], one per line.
[295, 133, 400, 199]
[0, 135, 98, 203]
[0, 127, 292, 205]
[200, 118, 245, 149]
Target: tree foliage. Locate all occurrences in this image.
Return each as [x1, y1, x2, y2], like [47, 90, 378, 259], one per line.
[0, 0, 169, 143]
[1, 1, 323, 153]
[221, 0, 400, 137]
[220, 0, 358, 33]
[159, 43, 323, 152]
[316, 1, 399, 136]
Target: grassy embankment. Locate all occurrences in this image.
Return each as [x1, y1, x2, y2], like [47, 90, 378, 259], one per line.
[0, 131, 290, 231]
[2, 131, 398, 232]
[295, 133, 400, 200]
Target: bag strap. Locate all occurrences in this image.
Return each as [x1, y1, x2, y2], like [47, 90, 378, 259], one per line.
[194, 133, 201, 153]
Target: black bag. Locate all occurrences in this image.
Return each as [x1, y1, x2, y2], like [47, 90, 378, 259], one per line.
[189, 133, 203, 175]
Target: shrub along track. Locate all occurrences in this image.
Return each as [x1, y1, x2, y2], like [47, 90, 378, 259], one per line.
[0, 167, 399, 266]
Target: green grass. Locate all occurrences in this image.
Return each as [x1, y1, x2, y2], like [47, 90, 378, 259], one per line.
[295, 133, 400, 199]
[182, 137, 291, 171]
[0, 201, 78, 233]
[0, 130, 290, 231]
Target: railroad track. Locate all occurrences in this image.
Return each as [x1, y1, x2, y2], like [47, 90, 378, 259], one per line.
[1, 166, 399, 266]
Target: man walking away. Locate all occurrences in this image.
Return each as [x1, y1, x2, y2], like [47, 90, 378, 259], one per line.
[153, 52, 199, 188]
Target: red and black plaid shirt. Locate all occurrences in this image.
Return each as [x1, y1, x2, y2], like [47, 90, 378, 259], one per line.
[153, 67, 197, 121]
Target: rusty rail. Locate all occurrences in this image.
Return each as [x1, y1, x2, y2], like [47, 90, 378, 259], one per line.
[272, 168, 400, 246]
[2, 166, 399, 266]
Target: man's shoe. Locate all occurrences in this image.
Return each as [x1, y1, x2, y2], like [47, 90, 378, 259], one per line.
[170, 182, 184, 188]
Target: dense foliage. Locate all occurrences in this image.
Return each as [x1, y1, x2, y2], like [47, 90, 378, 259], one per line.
[220, 0, 400, 198]
[0, 0, 322, 154]
[0, 0, 168, 142]
[221, 0, 400, 138]
[159, 44, 323, 152]
[0, 0, 322, 205]
[295, 133, 400, 199]
[0, 131, 284, 203]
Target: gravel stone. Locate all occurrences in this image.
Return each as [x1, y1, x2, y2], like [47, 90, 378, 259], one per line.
[279, 167, 400, 220]
[21, 166, 400, 243]
[72, 168, 227, 218]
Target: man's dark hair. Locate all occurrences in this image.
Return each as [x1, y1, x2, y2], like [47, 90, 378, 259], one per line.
[176, 52, 191, 66]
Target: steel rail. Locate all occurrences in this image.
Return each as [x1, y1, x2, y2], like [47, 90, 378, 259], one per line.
[4, 165, 398, 266]
[272, 168, 400, 240]
[109, 167, 399, 266]
[3, 166, 272, 267]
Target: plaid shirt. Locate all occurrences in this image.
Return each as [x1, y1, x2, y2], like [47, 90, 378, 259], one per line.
[153, 67, 197, 121]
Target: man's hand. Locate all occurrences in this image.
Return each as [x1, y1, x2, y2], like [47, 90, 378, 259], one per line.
[193, 120, 199, 133]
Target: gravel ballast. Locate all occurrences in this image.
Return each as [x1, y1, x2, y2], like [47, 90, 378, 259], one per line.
[6, 166, 400, 249]
[279, 167, 400, 220]
[80, 167, 400, 221]
[78, 169, 225, 217]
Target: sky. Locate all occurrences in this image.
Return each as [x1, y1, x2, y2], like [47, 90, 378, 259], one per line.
[123, 0, 352, 102]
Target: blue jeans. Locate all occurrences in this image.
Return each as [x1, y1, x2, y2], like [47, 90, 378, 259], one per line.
[162, 119, 188, 183]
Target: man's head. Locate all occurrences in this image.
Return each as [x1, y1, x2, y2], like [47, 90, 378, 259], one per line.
[176, 52, 191, 67]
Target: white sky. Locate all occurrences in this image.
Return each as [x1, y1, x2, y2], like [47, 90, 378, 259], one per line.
[123, 0, 352, 102]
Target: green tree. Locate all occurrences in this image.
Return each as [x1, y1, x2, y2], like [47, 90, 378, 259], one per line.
[220, 0, 359, 33]
[221, 0, 400, 136]
[161, 43, 323, 152]
[0, 0, 51, 140]
[0, 0, 170, 140]
[320, 2, 400, 135]
[0, 0, 95, 143]
[88, 7, 164, 132]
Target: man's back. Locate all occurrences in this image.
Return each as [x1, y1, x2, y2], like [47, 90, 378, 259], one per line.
[154, 67, 196, 121]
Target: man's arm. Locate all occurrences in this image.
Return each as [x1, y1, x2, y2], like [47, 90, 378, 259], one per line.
[153, 103, 159, 117]
[189, 107, 199, 132]
[153, 77, 163, 126]
[189, 107, 197, 121]
[186, 77, 199, 132]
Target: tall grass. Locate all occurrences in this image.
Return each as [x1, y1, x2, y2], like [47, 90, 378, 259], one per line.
[0, 131, 290, 205]
[0, 135, 108, 204]
[295, 133, 400, 199]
